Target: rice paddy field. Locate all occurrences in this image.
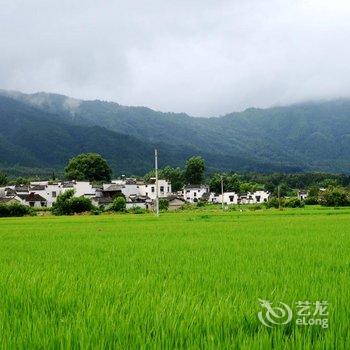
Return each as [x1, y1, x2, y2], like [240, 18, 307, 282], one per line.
[0, 206, 349, 349]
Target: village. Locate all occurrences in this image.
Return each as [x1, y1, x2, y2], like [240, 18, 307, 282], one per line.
[0, 177, 273, 211]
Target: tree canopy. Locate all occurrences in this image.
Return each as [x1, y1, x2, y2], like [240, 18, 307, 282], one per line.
[184, 156, 205, 185]
[0, 171, 7, 186]
[65, 153, 112, 182]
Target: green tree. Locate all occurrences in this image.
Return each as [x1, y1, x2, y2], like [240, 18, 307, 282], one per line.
[159, 198, 169, 211]
[160, 166, 184, 192]
[65, 153, 112, 182]
[52, 189, 93, 215]
[52, 189, 75, 215]
[184, 156, 205, 185]
[144, 166, 184, 192]
[111, 196, 126, 212]
[209, 173, 241, 193]
[309, 186, 320, 197]
[319, 187, 350, 207]
[284, 198, 305, 208]
[0, 171, 7, 186]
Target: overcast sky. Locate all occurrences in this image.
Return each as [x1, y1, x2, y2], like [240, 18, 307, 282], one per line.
[1, 0, 350, 116]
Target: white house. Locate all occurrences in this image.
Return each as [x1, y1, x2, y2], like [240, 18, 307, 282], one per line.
[209, 190, 270, 205]
[29, 181, 96, 207]
[138, 178, 172, 200]
[252, 190, 270, 204]
[183, 185, 210, 203]
[298, 190, 309, 201]
[73, 181, 96, 197]
[218, 192, 239, 205]
[17, 192, 47, 208]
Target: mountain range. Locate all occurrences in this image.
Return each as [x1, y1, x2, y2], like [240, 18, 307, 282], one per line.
[0, 89, 349, 176]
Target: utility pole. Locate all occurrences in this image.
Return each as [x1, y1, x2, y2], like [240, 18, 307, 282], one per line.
[155, 149, 159, 217]
[278, 184, 282, 211]
[221, 175, 224, 210]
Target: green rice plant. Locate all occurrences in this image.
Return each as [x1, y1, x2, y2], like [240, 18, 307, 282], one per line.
[0, 207, 349, 348]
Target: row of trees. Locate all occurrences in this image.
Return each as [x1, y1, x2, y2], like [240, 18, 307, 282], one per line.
[2, 152, 350, 201]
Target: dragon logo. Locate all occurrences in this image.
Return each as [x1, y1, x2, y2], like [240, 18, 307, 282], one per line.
[258, 299, 293, 327]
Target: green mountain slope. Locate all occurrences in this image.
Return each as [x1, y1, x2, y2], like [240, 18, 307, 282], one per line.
[1, 90, 350, 174]
[0, 95, 274, 176]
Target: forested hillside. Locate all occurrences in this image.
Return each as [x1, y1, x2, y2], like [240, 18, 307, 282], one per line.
[0, 95, 272, 176]
[1, 90, 349, 175]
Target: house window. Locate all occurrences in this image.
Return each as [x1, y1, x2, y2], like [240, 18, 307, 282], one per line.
[256, 196, 261, 202]
[160, 186, 164, 192]
[186, 197, 190, 200]
[229, 196, 234, 202]
[52, 191, 57, 198]
[194, 192, 197, 197]
[186, 190, 190, 193]
[41, 202, 46, 207]
[151, 187, 155, 193]
[146, 192, 148, 196]
[29, 202, 34, 207]
[167, 187, 170, 192]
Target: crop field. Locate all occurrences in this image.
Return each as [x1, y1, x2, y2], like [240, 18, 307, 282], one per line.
[0, 207, 349, 349]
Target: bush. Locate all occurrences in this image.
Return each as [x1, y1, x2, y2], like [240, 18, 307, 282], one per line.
[111, 196, 126, 212]
[69, 197, 93, 213]
[159, 198, 169, 211]
[304, 196, 319, 205]
[249, 204, 263, 211]
[265, 197, 284, 209]
[128, 206, 147, 214]
[52, 189, 94, 215]
[196, 200, 206, 208]
[179, 203, 196, 211]
[0, 203, 34, 217]
[319, 188, 350, 207]
[285, 198, 305, 208]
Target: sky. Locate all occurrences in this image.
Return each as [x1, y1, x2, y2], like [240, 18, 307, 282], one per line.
[1, 0, 350, 117]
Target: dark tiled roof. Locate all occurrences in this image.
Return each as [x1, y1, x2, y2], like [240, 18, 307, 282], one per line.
[14, 185, 29, 192]
[103, 184, 123, 192]
[30, 185, 46, 191]
[128, 194, 150, 203]
[0, 197, 19, 203]
[18, 192, 47, 202]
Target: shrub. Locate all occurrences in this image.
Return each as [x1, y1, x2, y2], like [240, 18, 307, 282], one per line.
[52, 189, 94, 215]
[249, 204, 263, 211]
[159, 198, 169, 211]
[69, 197, 93, 213]
[0, 203, 34, 217]
[128, 206, 147, 214]
[304, 196, 319, 205]
[196, 200, 206, 208]
[265, 197, 284, 209]
[319, 187, 350, 207]
[285, 198, 305, 208]
[52, 189, 75, 215]
[111, 196, 126, 212]
[179, 203, 196, 211]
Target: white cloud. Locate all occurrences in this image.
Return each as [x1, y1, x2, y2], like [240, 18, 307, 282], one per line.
[0, 0, 350, 116]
